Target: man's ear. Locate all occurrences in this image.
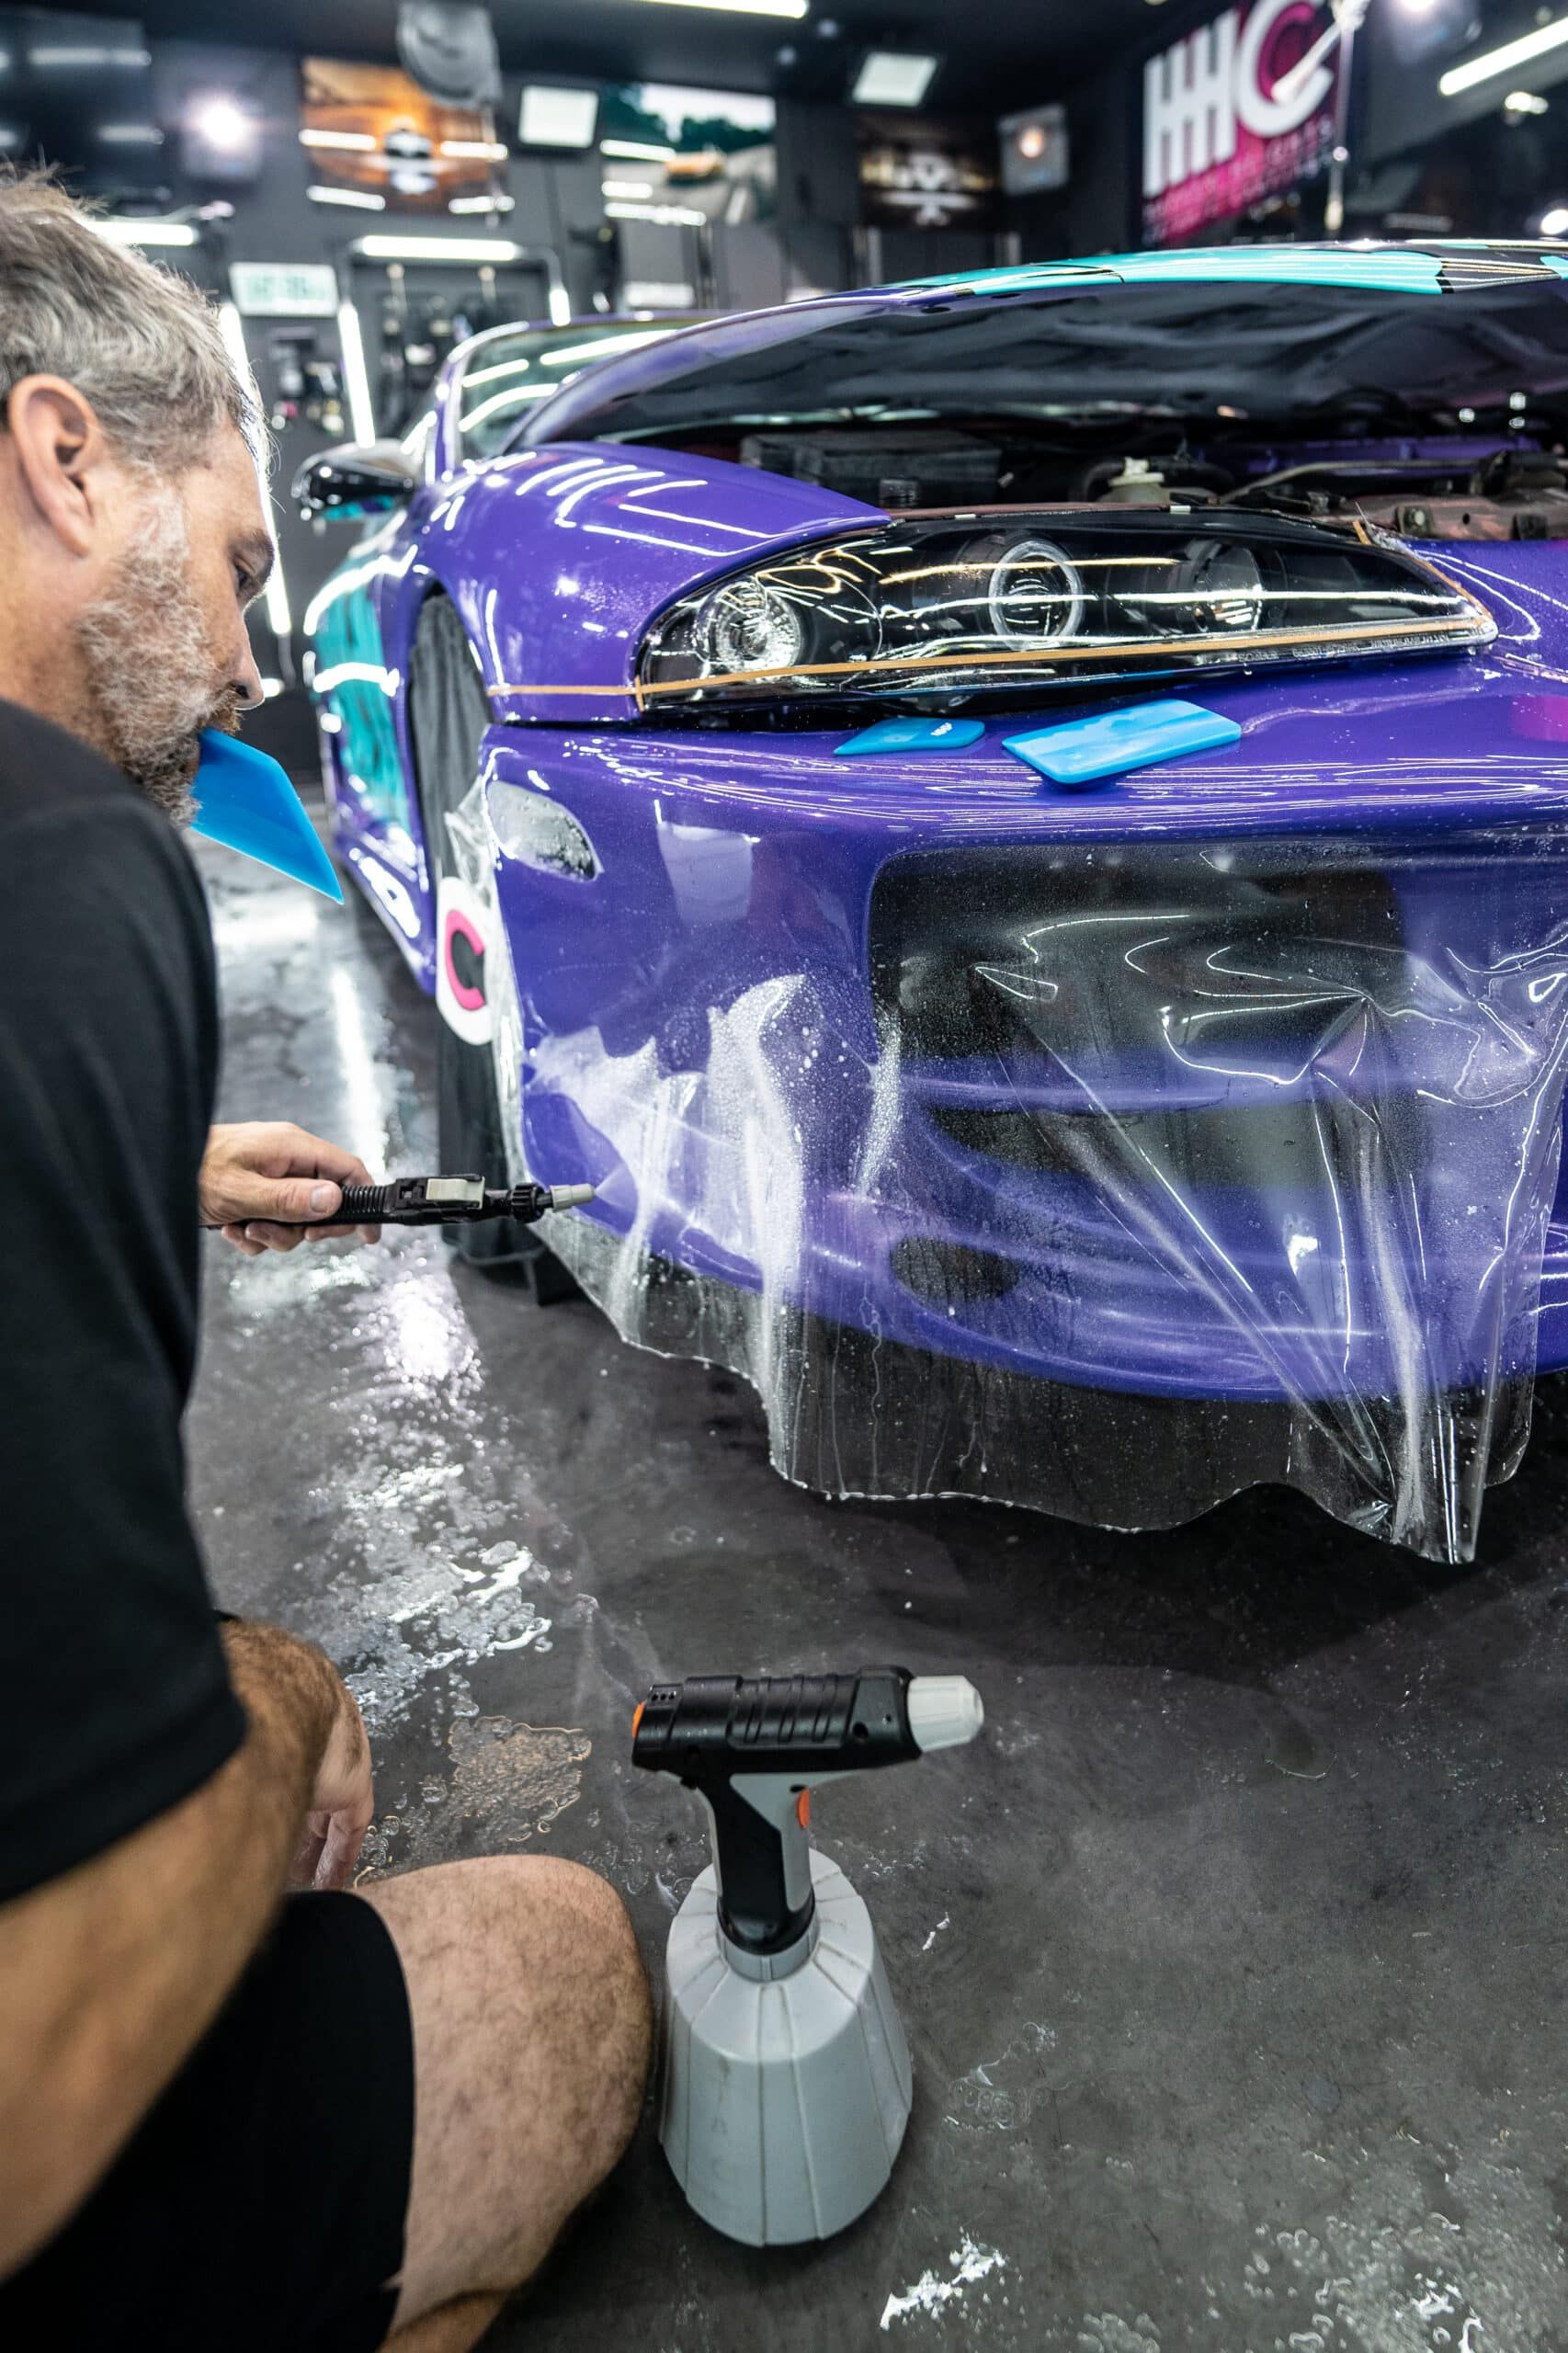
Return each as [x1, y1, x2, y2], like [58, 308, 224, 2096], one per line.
[5, 375, 113, 559]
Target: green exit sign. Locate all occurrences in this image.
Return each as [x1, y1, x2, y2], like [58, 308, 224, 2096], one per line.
[229, 263, 339, 318]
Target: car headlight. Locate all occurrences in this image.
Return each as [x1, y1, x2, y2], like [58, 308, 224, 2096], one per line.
[636, 510, 1494, 712]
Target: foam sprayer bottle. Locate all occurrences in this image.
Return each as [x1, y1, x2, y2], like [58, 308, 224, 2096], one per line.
[631, 1666, 983, 2245]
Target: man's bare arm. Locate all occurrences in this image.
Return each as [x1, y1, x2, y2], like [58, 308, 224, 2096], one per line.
[0, 1623, 370, 2279]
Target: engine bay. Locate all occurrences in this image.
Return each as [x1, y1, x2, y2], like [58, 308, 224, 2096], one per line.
[731, 423, 1568, 542]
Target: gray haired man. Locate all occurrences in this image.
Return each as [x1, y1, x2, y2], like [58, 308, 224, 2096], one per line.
[0, 172, 649, 2350]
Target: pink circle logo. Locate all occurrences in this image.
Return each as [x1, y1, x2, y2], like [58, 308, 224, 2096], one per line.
[442, 905, 486, 1013]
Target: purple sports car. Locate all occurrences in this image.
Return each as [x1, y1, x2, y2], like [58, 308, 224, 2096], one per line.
[298, 246, 1568, 1562]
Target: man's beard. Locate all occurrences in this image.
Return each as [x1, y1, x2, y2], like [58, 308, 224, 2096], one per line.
[74, 499, 239, 824]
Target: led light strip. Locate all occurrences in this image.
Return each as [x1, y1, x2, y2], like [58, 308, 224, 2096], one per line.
[1440, 14, 1568, 97]
[335, 299, 377, 445]
[217, 301, 293, 645]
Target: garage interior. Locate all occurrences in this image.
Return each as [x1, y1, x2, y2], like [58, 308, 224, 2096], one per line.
[9, 0, 1568, 2347]
[199, 825, 1568, 2347]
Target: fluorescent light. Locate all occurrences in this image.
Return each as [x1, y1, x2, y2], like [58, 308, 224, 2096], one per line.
[97, 123, 164, 144]
[439, 138, 508, 159]
[29, 43, 150, 65]
[335, 300, 377, 444]
[259, 676, 285, 698]
[852, 51, 940, 106]
[519, 85, 599, 149]
[1505, 88, 1550, 113]
[605, 200, 707, 227]
[449, 193, 515, 213]
[1441, 15, 1568, 97]
[602, 178, 654, 198]
[600, 138, 676, 162]
[308, 185, 385, 210]
[211, 313, 288, 649]
[629, 0, 806, 13]
[299, 127, 378, 152]
[548, 283, 574, 325]
[92, 218, 199, 246]
[218, 301, 294, 642]
[354, 233, 522, 262]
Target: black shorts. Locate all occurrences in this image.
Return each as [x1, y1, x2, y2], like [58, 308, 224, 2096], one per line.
[2, 1889, 415, 2352]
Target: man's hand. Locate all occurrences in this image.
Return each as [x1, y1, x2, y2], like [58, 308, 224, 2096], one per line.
[200, 1121, 382, 1256]
[292, 1677, 374, 1891]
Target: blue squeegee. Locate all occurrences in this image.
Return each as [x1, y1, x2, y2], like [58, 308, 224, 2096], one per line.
[190, 728, 343, 902]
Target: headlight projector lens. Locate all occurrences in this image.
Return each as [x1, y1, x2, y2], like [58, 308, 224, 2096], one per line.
[697, 575, 805, 676]
[984, 536, 1085, 648]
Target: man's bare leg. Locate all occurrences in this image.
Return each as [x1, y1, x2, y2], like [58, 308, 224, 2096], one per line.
[387, 2292, 502, 2353]
[362, 1853, 651, 2343]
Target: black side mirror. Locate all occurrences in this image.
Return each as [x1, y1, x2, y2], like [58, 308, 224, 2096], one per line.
[292, 440, 419, 521]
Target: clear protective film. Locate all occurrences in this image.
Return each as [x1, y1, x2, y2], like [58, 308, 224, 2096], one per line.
[475, 760, 1568, 1563]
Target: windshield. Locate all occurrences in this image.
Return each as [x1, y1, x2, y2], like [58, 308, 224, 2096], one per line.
[457, 316, 710, 458]
[528, 267, 1568, 448]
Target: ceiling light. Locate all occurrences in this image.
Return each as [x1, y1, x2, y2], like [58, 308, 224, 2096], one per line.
[1505, 88, 1550, 114]
[519, 85, 599, 148]
[602, 177, 654, 198]
[604, 200, 708, 227]
[354, 234, 524, 262]
[852, 51, 940, 106]
[97, 122, 164, 143]
[188, 96, 255, 153]
[29, 43, 149, 66]
[601, 138, 676, 162]
[1440, 14, 1568, 97]
[449, 192, 515, 213]
[439, 138, 507, 160]
[308, 185, 386, 210]
[300, 127, 379, 152]
[1541, 203, 1568, 236]
[91, 217, 199, 246]
[626, 0, 807, 14]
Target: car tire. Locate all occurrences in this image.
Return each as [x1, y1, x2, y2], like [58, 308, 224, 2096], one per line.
[407, 593, 580, 1302]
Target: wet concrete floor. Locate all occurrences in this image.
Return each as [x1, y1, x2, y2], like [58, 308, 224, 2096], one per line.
[189, 818, 1568, 2352]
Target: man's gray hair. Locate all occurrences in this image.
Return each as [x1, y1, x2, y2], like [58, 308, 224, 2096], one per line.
[0, 169, 259, 470]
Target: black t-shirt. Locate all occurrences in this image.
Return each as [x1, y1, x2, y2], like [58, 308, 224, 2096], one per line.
[0, 699, 244, 1904]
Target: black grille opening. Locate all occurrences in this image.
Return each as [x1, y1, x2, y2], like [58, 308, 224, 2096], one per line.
[932, 1095, 1412, 1190]
[890, 1236, 1026, 1307]
[870, 847, 1404, 1065]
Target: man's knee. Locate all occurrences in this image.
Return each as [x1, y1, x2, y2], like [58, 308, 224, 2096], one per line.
[490, 1855, 651, 2181]
[366, 1852, 651, 2231]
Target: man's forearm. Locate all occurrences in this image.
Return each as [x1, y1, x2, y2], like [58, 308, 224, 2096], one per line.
[0, 1623, 341, 2278]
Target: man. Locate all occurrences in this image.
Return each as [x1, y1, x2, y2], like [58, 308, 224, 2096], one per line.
[0, 173, 649, 2350]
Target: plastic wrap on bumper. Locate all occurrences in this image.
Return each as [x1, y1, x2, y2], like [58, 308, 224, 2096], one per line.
[478, 755, 1568, 1561]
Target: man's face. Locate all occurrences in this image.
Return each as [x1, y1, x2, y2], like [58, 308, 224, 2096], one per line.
[74, 423, 272, 819]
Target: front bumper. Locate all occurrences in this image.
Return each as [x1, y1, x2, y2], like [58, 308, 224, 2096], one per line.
[479, 652, 1568, 1557]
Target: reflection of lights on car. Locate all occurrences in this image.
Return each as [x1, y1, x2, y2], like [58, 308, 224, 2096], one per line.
[383, 122, 434, 159]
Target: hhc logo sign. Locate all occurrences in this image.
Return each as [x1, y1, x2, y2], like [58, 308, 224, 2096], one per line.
[1142, 0, 1336, 241]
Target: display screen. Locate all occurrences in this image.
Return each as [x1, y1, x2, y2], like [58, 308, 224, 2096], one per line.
[599, 83, 776, 225]
[856, 113, 1000, 233]
[301, 56, 499, 212]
